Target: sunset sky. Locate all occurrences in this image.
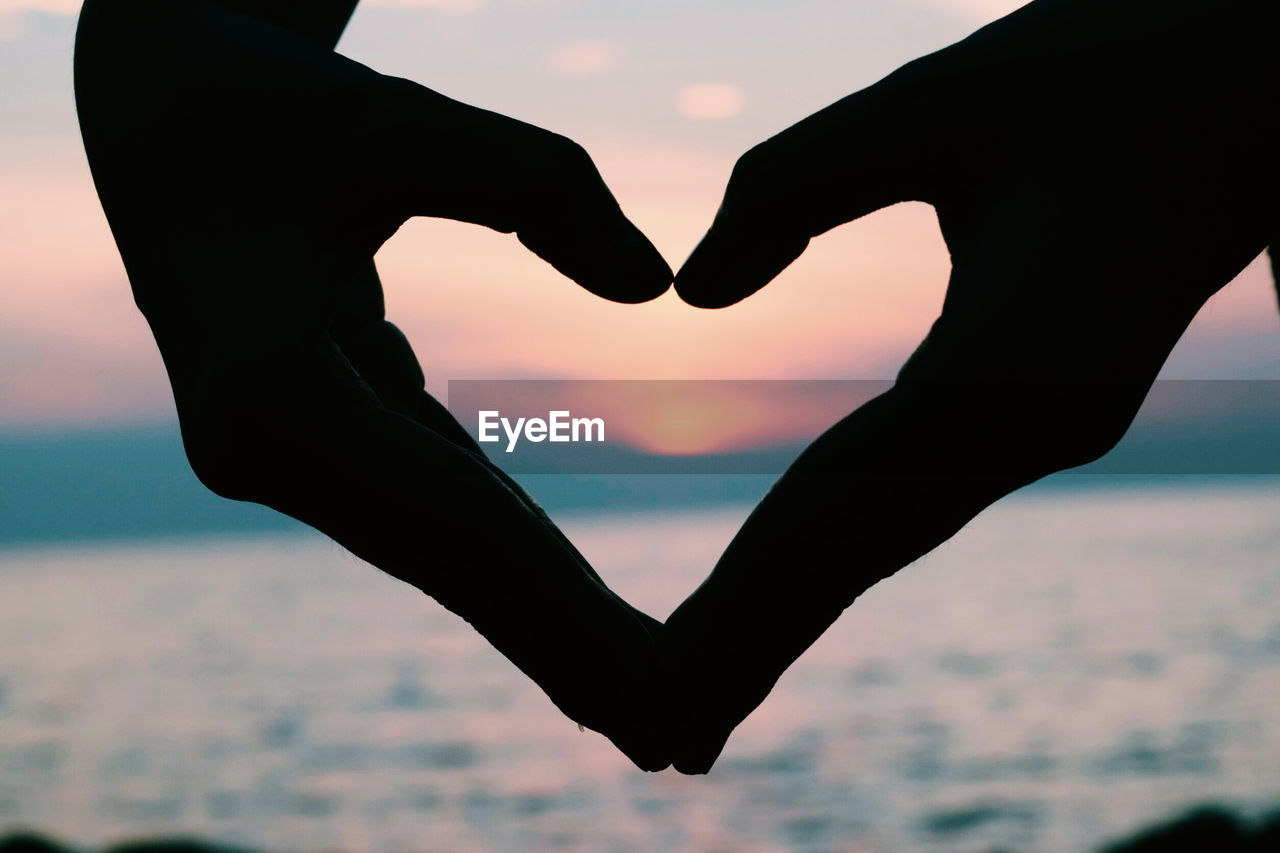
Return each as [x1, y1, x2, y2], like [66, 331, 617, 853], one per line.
[2, 0, 1278, 432]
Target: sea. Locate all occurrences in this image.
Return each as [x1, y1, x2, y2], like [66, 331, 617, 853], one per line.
[1, 480, 1279, 852]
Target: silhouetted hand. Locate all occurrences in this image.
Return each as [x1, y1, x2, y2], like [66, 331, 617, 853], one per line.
[76, 0, 672, 769]
[664, 0, 1278, 772]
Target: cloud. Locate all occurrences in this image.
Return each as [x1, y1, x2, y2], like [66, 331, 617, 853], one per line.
[675, 83, 745, 120]
[548, 39, 621, 78]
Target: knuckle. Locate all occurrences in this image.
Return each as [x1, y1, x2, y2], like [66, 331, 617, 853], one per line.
[543, 133, 595, 173]
[890, 366, 1135, 477]
[509, 132, 599, 208]
[726, 144, 782, 206]
[730, 142, 780, 187]
[725, 140, 799, 217]
[177, 360, 310, 504]
[1006, 389, 1133, 472]
[887, 54, 941, 88]
[182, 418, 267, 503]
[1046, 404, 1130, 469]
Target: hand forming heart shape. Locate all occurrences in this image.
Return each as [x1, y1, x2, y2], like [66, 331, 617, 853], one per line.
[661, 0, 1277, 772]
[76, 0, 671, 771]
[76, 0, 1279, 775]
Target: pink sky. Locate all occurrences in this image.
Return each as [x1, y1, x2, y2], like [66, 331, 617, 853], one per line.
[2, 1, 1278, 431]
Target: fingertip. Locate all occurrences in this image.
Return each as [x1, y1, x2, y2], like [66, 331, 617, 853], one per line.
[518, 217, 672, 304]
[673, 228, 809, 310]
[639, 755, 674, 773]
[624, 750, 673, 773]
[607, 726, 672, 773]
[672, 241, 745, 309]
[665, 707, 731, 775]
[670, 753, 711, 773]
[602, 228, 674, 305]
[672, 760, 711, 775]
[672, 271, 747, 310]
[671, 734, 727, 775]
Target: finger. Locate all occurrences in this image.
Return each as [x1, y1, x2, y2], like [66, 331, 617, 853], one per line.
[378, 81, 672, 304]
[674, 63, 938, 309]
[327, 260, 437, 422]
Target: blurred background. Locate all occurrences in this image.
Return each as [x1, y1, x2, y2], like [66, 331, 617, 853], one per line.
[2, 0, 1280, 850]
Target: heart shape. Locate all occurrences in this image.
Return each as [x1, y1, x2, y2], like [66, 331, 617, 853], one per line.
[76, 0, 1280, 777]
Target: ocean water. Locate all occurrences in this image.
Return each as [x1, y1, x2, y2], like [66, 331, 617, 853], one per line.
[1, 481, 1279, 852]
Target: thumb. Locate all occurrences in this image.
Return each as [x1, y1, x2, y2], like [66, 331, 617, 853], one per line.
[675, 65, 937, 309]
